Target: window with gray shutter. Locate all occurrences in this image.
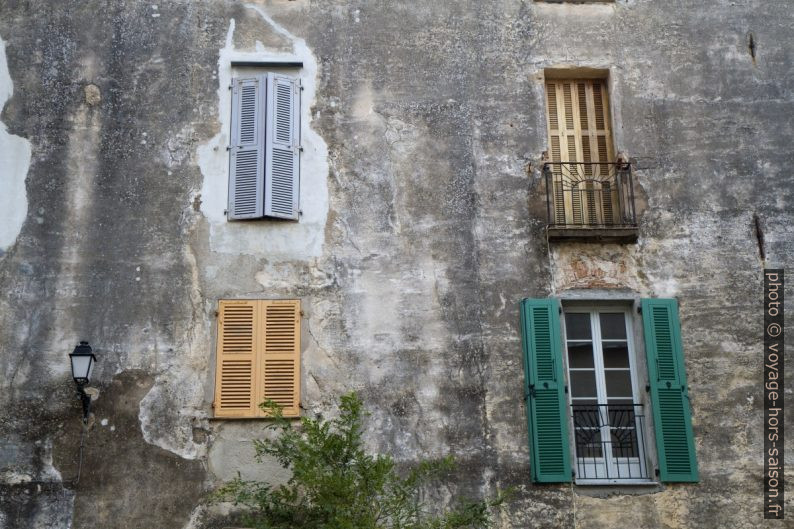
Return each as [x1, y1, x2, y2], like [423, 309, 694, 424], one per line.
[227, 72, 301, 221]
[265, 73, 301, 220]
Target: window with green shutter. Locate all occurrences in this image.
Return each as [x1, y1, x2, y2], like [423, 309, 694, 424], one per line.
[520, 297, 698, 484]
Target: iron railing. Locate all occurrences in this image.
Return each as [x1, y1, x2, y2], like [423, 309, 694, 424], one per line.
[544, 162, 637, 228]
[571, 403, 651, 482]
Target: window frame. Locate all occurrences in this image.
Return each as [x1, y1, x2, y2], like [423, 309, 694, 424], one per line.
[560, 300, 658, 485]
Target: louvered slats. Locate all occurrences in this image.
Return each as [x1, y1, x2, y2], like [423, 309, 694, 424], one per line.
[275, 82, 292, 144]
[534, 390, 567, 475]
[228, 77, 265, 219]
[214, 300, 301, 418]
[222, 304, 255, 353]
[521, 298, 571, 483]
[239, 85, 257, 143]
[215, 301, 258, 416]
[270, 150, 294, 216]
[652, 305, 677, 380]
[545, 78, 616, 225]
[265, 74, 300, 220]
[262, 302, 300, 416]
[219, 360, 253, 409]
[641, 299, 698, 482]
[531, 306, 555, 381]
[264, 359, 297, 406]
[657, 389, 692, 474]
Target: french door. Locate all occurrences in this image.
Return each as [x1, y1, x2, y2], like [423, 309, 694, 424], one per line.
[563, 308, 650, 482]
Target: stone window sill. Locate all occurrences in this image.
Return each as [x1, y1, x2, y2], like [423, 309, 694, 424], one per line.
[547, 226, 638, 244]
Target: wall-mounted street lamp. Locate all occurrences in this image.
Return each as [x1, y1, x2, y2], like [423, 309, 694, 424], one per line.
[69, 341, 96, 423]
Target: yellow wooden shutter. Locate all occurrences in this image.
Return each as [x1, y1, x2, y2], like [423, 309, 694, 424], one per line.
[545, 78, 615, 225]
[260, 300, 301, 417]
[214, 299, 301, 418]
[214, 300, 260, 418]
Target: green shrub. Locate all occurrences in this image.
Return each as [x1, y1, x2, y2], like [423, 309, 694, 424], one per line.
[215, 393, 506, 529]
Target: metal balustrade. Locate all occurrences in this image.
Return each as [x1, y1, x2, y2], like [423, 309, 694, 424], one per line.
[570, 403, 651, 482]
[544, 162, 637, 229]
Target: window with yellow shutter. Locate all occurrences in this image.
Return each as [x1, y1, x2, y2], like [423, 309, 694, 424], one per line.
[213, 299, 301, 418]
[542, 75, 638, 243]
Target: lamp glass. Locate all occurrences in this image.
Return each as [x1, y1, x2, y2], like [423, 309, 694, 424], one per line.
[69, 342, 95, 384]
[70, 355, 93, 382]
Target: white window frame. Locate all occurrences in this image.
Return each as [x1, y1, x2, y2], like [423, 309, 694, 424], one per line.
[561, 304, 654, 484]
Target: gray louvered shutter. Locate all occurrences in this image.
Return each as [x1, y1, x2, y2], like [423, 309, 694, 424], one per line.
[228, 76, 266, 220]
[264, 73, 300, 220]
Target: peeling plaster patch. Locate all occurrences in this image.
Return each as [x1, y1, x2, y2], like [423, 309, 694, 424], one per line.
[163, 124, 196, 168]
[138, 375, 208, 460]
[138, 244, 211, 460]
[197, 8, 329, 259]
[549, 244, 645, 293]
[0, 36, 32, 252]
[1, 437, 63, 485]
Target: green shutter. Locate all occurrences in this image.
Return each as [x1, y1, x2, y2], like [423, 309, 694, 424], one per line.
[520, 298, 571, 483]
[641, 299, 698, 482]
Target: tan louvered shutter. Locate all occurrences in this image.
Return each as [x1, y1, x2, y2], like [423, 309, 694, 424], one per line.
[260, 300, 301, 417]
[214, 300, 260, 417]
[545, 79, 615, 225]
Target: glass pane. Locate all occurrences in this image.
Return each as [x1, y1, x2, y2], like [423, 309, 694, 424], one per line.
[575, 428, 603, 458]
[599, 312, 627, 340]
[602, 342, 630, 368]
[565, 313, 592, 340]
[605, 370, 633, 398]
[567, 342, 594, 368]
[570, 371, 597, 398]
[611, 428, 639, 458]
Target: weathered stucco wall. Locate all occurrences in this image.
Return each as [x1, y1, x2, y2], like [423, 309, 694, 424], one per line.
[0, 1, 791, 528]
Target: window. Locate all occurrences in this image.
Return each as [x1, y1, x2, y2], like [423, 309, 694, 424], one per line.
[564, 308, 649, 482]
[543, 76, 637, 240]
[213, 299, 301, 418]
[519, 298, 698, 484]
[228, 73, 301, 221]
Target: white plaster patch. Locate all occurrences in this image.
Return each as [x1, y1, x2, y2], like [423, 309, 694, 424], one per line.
[138, 374, 208, 460]
[197, 7, 329, 259]
[0, 36, 32, 252]
[138, 244, 212, 460]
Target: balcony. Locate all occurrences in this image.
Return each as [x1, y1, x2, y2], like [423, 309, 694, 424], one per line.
[571, 403, 652, 483]
[544, 162, 638, 243]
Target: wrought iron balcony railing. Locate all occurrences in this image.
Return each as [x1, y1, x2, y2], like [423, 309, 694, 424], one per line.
[571, 403, 651, 482]
[544, 162, 637, 230]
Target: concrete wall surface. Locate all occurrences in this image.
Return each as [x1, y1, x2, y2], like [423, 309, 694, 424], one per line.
[0, 1, 791, 527]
